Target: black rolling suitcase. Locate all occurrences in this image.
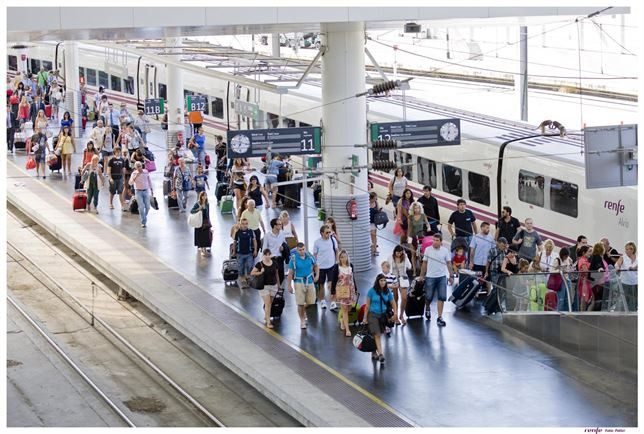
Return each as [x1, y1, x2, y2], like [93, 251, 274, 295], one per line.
[449, 273, 480, 309]
[283, 183, 300, 208]
[405, 279, 425, 318]
[167, 195, 179, 209]
[215, 182, 229, 202]
[222, 259, 239, 285]
[163, 178, 172, 197]
[267, 288, 285, 319]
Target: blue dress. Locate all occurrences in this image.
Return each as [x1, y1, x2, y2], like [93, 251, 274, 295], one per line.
[60, 118, 73, 129]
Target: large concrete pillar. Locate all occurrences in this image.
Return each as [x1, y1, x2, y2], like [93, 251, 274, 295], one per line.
[63, 41, 81, 138]
[165, 37, 184, 149]
[321, 22, 370, 271]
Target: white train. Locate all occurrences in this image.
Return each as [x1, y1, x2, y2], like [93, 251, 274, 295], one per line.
[7, 42, 637, 249]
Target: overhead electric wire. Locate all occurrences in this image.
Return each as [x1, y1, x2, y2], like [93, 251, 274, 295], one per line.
[590, 19, 637, 56]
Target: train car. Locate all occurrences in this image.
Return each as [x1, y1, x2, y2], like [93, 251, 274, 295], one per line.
[6, 41, 637, 248]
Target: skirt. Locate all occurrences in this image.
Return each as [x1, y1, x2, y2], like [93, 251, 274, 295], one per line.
[367, 312, 385, 335]
[194, 225, 212, 248]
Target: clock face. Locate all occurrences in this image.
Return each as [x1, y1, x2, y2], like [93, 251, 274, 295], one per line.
[440, 122, 459, 142]
[230, 134, 250, 154]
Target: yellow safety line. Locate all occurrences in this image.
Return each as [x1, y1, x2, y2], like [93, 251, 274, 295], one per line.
[7, 160, 417, 427]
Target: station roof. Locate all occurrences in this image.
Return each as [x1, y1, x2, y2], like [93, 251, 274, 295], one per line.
[7, 6, 629, 42]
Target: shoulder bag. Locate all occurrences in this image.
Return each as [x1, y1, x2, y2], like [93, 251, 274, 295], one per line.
[187, 208, 203, 228]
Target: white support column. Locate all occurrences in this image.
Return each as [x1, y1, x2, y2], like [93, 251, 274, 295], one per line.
[63, 41, 81, 138]
[271, 33, 280, 58]
[321, 22, 370, 271]
[165, 37, 184, 149]
[519, 26, 528, 122]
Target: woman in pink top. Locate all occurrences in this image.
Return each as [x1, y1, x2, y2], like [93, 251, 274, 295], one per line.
[128, 161, 154, 228]
[576, 245, 593, 311]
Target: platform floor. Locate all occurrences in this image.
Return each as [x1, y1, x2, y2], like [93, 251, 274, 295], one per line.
[5, 125, 637, 427]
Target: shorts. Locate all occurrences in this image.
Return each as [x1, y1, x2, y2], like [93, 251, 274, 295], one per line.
[370, 223, 377, 231]
[35, 153, 45, 164]
[265, 174, 278, 186]
[109, 177, 124, 195]
[424, 276, 447, 303]
[294, 281, 316, 306]
[318, 266, 336, 293]
[258, 284, 278, 298]
[367, 311, 385, 335]
[101, 150, 113, 159]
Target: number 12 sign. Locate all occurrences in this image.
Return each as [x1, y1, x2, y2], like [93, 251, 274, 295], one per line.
[186, 95, 207, 112]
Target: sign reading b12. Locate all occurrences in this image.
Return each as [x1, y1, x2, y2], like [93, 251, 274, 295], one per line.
[186, 95, 207, 112]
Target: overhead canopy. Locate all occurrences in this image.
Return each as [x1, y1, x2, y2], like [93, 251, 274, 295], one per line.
[7, 6, 630, 42]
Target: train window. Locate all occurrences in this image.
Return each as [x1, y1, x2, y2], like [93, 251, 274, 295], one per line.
[86, 68, 97, 86]
[158, 83, 167, 100]
[30, 58, 40, 73]
[42, 60, 53, 71]
[8, 55, 17, 71]
[124, 76, 134, 95]
[98, 71, 108, 88]
[416, 157, 437, 189]
[300, 122, 311, 127]
[442, 164, 463, 197]
[518, 169, 545, 207]
[468, 171, 490, 206]
[267, 113, 280, 128]
[550, 178, 578, 218]
[284, 117, 297, 128]
[393, 151, 413, 179]
[210, 97, 224, 119]
[110, 75, 122, 92]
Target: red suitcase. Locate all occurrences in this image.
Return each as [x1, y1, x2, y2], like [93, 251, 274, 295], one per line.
[45, 104, 52, 118]
[544, 291, 558, 311]
[72, 190, 87, 211]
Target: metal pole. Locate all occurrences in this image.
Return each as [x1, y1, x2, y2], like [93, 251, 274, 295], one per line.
[519, 26, 528, 122]
[91, 282, 96, 327]
[562, 272, 573, 312]
[446, 29, 451, 59]
[302, 178, 309, 250]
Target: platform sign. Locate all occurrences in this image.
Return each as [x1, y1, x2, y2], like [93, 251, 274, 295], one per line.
[144, 98, 164, 115]
[227, 126, 321, 158]
[370, 118, 461, 148]
[584, 124, 638, 189]
[186, 95, 207, 112]
[234, 100, 260, 121]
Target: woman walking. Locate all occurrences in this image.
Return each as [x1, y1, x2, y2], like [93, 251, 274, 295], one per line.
[81, 154, 104, 213]
[615, 241, 637, 311]
[407, 202, 430, 276]
[331, 250, 358, 337]
[279, 210, 299, 250]
[246, 175, 271, 210]
[56, 125, 76, 175]
[362, 274, 397, 365]
[190, 191, 212, 256]
[390, 245, 412, 324]
[396, 188, 414, 245]
[250, 249, 281, 328]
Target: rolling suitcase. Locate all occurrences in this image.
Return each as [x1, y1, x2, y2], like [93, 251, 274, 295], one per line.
[48, 155, 62, 172]
[449, 273, 480, 309]
[215, 182, 229, 202]
[283, 183, 300, 208]
[44, 104, 52, 118]
[544, 291, 557, 311]
[167, 195, 179, 209]
[338, 293, 360, 325]
[222, 259, 239, 285]
[129, 198, 139, 214]
[72, 190, 87, 211]
[405, 287, 425, 318]
[267, 288, 285, 319]
[163, 178, 172, 197]
[219, 195, 234, 214]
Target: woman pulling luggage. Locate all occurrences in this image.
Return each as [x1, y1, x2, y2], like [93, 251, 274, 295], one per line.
[362, 274, 397, 365]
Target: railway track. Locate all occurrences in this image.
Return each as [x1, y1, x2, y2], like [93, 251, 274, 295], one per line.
[6, 207, 300, 427]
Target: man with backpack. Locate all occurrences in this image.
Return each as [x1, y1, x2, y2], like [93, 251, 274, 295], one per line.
[287, 242, 319, 329]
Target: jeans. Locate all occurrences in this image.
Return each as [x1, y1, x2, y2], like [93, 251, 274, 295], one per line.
[237, 253, 254, 277]
[424, 276, 447, 303]
[177, 188, 188, 212]
[135, 189, 151, 225]
[196, 149, 205, 167]
[557, 278, 572, 312]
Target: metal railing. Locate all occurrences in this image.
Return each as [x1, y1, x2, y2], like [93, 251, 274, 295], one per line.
[495, 268, 636, 314]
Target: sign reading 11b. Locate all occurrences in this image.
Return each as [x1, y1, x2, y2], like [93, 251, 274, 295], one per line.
[144, 98, 165, 115]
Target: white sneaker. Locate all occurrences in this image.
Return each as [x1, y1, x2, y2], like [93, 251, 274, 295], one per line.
[330, 301, 338, 311]
[320, 300, 327, 310]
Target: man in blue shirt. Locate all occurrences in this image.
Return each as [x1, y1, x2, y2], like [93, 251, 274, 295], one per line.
[469, 222, 495, 275]
[287, 242, 319, 329]
[189, 126, 207, 167]
[234, 218, 258, 288]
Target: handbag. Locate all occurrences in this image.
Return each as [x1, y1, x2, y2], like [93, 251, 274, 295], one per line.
[352, 326, 377, 352]
[187, 209, 203, 228]
[373, 210, 389, 229]
[145, 160, 157, 172]
[25, 157, 36, 170]
[150, 196, 159, 210]
[392, 215, 403, 236]
[285, 236, 298, 250]
[249, 264, 265, 290]
[378, 292, 395, 329]
[336, 284, 350, 299]
[546, 272, 563, 291]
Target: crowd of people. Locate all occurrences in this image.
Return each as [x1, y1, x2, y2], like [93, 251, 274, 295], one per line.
[7, 69, 638, 365]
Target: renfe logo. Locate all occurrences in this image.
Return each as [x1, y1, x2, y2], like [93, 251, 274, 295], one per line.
[604, 200, 625, 216]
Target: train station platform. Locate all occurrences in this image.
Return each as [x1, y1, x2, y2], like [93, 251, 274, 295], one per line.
[5, 128, 637, 426]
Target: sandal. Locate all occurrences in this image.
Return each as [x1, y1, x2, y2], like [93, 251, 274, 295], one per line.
[345, 330, 352, 337]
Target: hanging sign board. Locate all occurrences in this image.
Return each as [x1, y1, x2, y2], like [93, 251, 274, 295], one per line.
[227, 126, 321, 158]
[370, 118, 461, 148]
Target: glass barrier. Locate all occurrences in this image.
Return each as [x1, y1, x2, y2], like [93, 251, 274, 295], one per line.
[493, 267, 636, 313]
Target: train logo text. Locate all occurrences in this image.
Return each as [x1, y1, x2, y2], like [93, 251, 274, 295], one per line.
[604, 200, 625, 216]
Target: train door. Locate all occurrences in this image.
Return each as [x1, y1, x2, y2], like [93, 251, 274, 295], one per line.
[144, 64, 157, 100]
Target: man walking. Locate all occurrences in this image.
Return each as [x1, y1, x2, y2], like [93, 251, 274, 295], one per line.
[287, 243, 319, 329]
[418, 233, 454, 326]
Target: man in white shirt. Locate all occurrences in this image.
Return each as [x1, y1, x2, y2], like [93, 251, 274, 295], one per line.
[313, 224, 339, 310]
[263, 218, 287, 285]
[418, 233, 453, 326]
